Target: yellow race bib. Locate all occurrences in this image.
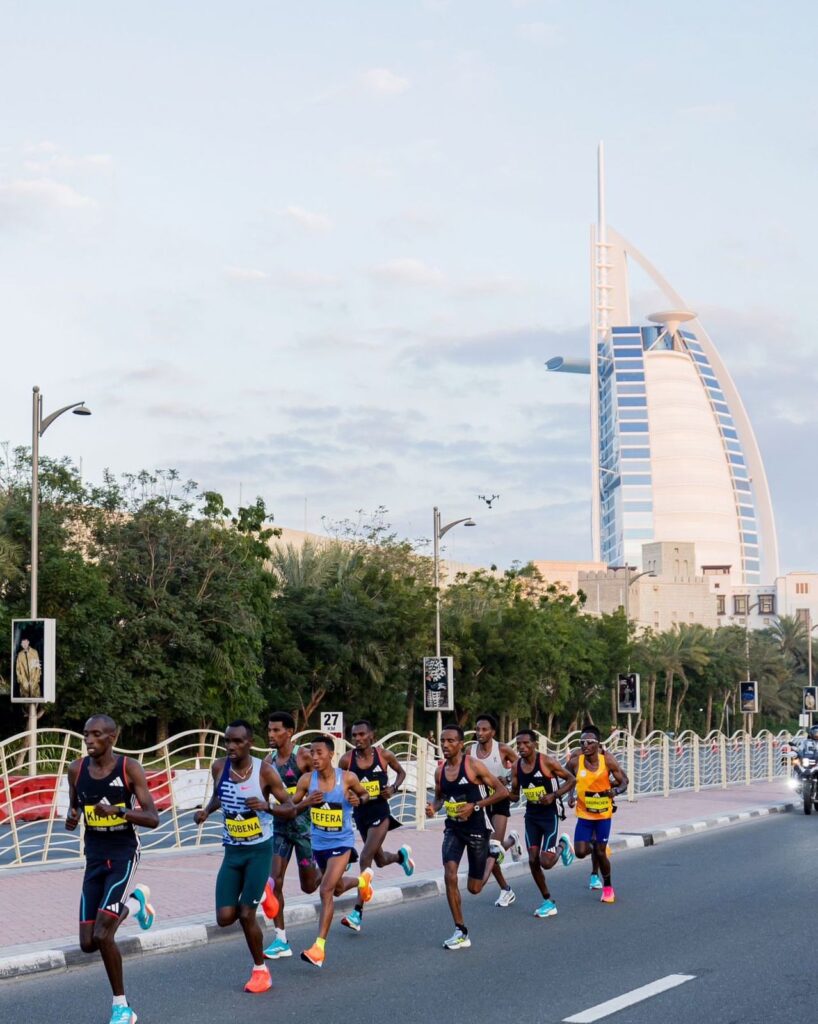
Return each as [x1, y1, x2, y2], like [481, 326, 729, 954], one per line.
[286, 785, 297, 796]
[311, 804, 343, 831]
[444, 800, 467, 819]
[583, 793, 612, 815]
[84, 803, 128, 828]
[523, 786, 546, 803]
[225, 814, 262, 840]
[362, 779, 381, 798]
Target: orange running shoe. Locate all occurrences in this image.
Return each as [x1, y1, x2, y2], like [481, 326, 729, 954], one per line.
[600, 886, 616, 904]
[244, 967, 272, 993]
[358, 867, 374, 904]
[261, 880, 279, 920]
[300, 943, 325, 968]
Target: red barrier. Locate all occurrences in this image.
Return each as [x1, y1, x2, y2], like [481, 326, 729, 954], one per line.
[144, 769, 175, 811]
[1, 775, 59, 822]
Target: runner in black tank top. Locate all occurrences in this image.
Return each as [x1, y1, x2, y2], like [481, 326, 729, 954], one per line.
[426, 725, 509, 951]
[65, 714, 160, 1024]
[338, 720, 414, 932]
[509, 729, 577, 919]
[263, 711, 320, 961]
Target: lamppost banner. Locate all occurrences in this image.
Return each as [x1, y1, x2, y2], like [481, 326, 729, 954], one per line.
[803, 686, 817, 713]
[10, 618, 56, 703]
[423, 656, 453, 711]
[617, 672, 640, 714]
[739, 680, 758, 714]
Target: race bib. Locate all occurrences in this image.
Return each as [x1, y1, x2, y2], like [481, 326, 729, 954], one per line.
[311, 803, 343, 831]
[225, 813, 262, 840]
[286, 785, 298, 796]
[523, 786, 546, 803]
[84, 803, 128, 828]
[444, 800, 467, 819]
[362, 779, 381, 798]
[583, 793, 612, 815]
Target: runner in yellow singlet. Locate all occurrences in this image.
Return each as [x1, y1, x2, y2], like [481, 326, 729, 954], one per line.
[566, 725, 628, 904]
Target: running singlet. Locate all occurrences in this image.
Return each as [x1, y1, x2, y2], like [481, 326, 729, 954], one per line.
[76, 756, 139, 854]
[516, 754, 558, 820]
[217, 757, 274, 846]
[470, 738, 510, 786]
[309, 769, 355, 850]
[439, 756, 489, 831]
[272, 748, 308, 818]
[348, 747, 389, 802]
[575, 753, 613, 820]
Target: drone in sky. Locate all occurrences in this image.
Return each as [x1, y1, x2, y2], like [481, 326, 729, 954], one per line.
[478, 493, 500, 509]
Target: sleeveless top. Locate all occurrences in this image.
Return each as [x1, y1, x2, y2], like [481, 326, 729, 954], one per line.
[516, 753, 558, 820]
[439, 755, 489, 832]
[217, 757, 274, 846]
[308, 768, 355, 850]
[348, 747, 390, 810]
[470, 738, 509, 781]
[272, 747, 309, 823]
[575, 753, 613, 820]
[77, 755, 139, 854]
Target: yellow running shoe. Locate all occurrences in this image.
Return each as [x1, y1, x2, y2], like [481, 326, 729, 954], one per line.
[358, 867, 374, 904]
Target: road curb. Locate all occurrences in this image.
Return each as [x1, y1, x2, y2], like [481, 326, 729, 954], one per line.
[0, 800, 795, 982]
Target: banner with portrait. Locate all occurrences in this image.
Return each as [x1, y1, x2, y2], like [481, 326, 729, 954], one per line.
[617, 672, 640, 714]
[10, 619, 56, 703]
[739, 680, 758, 714]
[423, 656, 453, 711]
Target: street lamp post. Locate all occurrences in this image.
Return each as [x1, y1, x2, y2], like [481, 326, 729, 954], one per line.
[613, 564, 655, 731]
[27, 386, 91, 771]
[433, 506, 475, 740]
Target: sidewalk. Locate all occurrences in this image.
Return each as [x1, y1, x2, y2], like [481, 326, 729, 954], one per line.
[0, 779, 795, 977]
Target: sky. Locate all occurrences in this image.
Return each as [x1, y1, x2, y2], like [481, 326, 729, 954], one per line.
[2, 0, 818, 573]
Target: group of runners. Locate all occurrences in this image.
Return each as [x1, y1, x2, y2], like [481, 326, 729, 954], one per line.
[67, 711, 627, 1023]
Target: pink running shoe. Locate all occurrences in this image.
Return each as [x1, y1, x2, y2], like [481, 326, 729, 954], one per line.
[600, 886, 616, 904]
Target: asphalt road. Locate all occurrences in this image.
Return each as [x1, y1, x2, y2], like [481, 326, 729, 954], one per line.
[2, 812, 813, 1024]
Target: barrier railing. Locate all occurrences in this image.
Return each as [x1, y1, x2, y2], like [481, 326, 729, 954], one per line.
[0, 725, 798, 868]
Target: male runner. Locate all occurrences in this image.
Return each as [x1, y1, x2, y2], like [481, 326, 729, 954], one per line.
[425, 724, 508, 950]
[193, 720, 295, 993]
[262, 711, 320, 959]
[291, 734, 374, 967]
[65, 714, 160, 1024]
[508, 729, 576, 918]
[470, 714, 521, 907]
[566, 724, 629, 904]
[338, 719, 414, 932]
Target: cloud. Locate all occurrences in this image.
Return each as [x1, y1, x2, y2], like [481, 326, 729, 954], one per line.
[224, 265, 269, 282]
[361, 68, 410, 95]
[0, 178, 95, 213]
[401, 324, 587, 367]
[678, 102, 736, 122]
[224, 266, 341, 290]
[370, 257, 445, 287]
[283, 205, 333, 232]
[517, 21, 562, 45]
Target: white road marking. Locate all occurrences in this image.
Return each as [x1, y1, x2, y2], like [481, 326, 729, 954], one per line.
[562, 973, 696, 1023]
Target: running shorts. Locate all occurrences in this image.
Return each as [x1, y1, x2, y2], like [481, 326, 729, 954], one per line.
[354, 798, 402, 840]
[80, 851, 140, 923]
[441, 826, 489, 880]
[488, 798, 512, 820]
[215, 837, 274, 909]
[273, 815, 315, 869]
[574, 817, 612, 846]
[313, 846, 358, 874]
[524, 814, 559, 854]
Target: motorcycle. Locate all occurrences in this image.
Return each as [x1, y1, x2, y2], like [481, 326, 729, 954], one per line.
[791, 750, 818, 815]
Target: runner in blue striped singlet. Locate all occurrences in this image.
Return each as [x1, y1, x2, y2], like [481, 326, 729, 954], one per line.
[65, 714, 160, 1024]
[194, 720, 295, 994]
[290, 734, 374, 968]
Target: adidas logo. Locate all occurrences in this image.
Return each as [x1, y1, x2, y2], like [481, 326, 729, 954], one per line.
[109, 778, 124, 787]
[533, 772, 543, 778]
[321, 802, 330, 809]
[458, 778, 468, 785]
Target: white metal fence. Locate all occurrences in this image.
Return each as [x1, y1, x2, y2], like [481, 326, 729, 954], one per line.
[0, 725, 797, 868]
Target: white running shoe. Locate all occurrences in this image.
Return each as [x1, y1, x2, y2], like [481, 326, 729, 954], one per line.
[442, 928, 471, 950]
[494, 887, 516, 908]
[488, 839, 505, 864]
[507, 829, 523, 862]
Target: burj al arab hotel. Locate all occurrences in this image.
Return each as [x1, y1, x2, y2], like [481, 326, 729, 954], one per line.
[547, 145, 778, 585]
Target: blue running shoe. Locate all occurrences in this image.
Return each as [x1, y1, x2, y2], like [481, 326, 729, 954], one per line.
[533, 899, 558, 919]
[342, 909, 362, 932]
[559, 833, 575, 867]
[588, 873, 603, 890]
[399, 845, 415, 877]
[109, 1005, 137, 1024]
[130, 885, 155, 931]
[264, 937, 293, 959]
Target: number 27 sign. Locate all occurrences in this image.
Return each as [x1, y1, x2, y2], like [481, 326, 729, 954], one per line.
[320, 711, 344, 739]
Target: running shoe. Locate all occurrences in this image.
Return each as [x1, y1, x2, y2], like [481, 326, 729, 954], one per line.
[494, 887, 516, 908]
[588, 873, 603, 890]
[341, 909, 362, 932]
[261, 879, 279, 920]
[533, 899, 558, 919]
[507, 829, 523, 862]
[600, 886, 616, 904]
[488, 839, 505, 864]
[108, 1006, 137, 1024]
[244, 967, 272, 993]
[442, 928, 471, 950]
[300, 943, 325, 967]
[130, 884, 155, 931]
[263, 937, 292, 959]
[559, 833, 575, 867]
[358, 867, 374, 904]
[398, 844, 415, 876]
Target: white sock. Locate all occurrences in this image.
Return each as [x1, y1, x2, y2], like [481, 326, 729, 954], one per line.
[275, 927, 287, 942]
[253, 963, 269, 973]
[123, 896, 140, 916]
[113, 995, 128, 1007]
